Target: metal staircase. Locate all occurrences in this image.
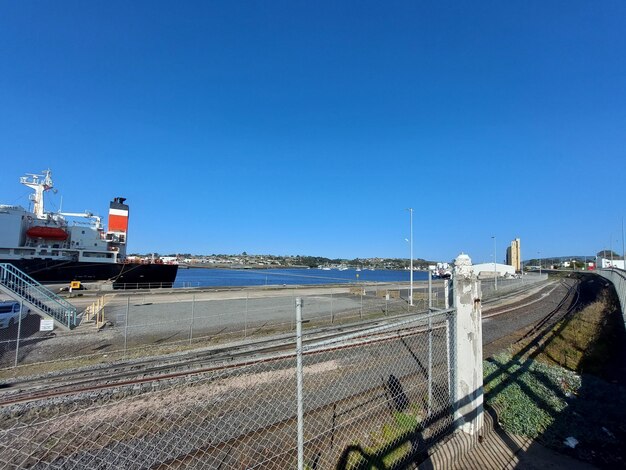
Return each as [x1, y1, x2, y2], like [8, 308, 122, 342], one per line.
[0, 263, 77, 329]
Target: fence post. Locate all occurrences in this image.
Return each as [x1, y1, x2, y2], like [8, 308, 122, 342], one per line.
[14, 300, 23, 368]
[295, 297, 304, 470]
[444, 279, 450, 309]
[123, 296, 129, 360]
[428, 270, 433, 310]
[189, 294, 195, 345]
[385, 290, 388, 315]
[360, 289, 363, 319]
[446, 311, 452, 403]
[428, 312, 432, 414]
[452, 253, 483, 435]
[245, 292, 248, 338]
[330, 290, 334, 324]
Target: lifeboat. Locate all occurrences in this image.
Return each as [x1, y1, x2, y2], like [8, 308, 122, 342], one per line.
[26, 226, 69, 241]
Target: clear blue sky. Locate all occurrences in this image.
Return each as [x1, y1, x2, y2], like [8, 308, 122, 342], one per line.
[1, 1, 625, 263]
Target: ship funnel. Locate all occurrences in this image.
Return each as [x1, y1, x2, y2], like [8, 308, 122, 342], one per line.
[108, 197, 129, 240]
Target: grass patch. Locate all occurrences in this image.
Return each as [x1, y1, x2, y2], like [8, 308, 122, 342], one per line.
[344, 407, 423, 469]
[484, 278, 626, 466]
[512, 291, 620, 376]
[484, 352, 580, 438]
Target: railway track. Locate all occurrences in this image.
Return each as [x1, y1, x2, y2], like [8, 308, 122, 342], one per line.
[0, 312, 443, 406]
[482, 278, 580, 357]
[0, 278, 587, 470]
[0, 279, 567, 407]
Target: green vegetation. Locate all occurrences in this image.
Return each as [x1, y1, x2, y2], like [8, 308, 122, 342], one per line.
[484, 276, 626, 465]
[131, 252, 436, 270]
[344, 407, 423, 469]
[511, 287, 621, 377]
[484, 353, 580, 438]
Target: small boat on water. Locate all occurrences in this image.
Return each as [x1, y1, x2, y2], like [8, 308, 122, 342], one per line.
[0, 170, 178, 288]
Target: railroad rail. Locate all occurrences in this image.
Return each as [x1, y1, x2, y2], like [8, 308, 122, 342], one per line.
[0, 279, 564, 407]
[0, 313, 437, 406]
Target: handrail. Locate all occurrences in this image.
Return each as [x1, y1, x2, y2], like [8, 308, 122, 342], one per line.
[0, 263, 77, 328]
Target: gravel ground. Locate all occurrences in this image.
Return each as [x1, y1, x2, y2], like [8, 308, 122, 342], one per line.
[0, 277, 564, 469]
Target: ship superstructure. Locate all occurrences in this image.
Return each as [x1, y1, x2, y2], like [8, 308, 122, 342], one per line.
[0, 170, 178, 287]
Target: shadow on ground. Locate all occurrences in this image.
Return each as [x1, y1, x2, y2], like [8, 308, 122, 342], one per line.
[330, 273, 626, 469]
[484, 273, 626, 468]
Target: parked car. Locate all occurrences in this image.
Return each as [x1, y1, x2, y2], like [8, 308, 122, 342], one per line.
[0, 301, 29, 329]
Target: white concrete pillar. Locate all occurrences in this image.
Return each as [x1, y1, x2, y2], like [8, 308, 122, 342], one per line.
[453, 253, 483, 435]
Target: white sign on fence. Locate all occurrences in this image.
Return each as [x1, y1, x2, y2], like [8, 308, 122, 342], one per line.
[40, 319, 54, 331]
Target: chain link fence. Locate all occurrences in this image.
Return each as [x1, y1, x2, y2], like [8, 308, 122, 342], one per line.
[1, 283, 450, 370]
[0, 303, 457, 469]
[480, 272, 548, 300]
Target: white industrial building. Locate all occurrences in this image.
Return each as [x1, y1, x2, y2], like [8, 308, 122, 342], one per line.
[597, 257, 625, 269]
[471, 262, 516, 278]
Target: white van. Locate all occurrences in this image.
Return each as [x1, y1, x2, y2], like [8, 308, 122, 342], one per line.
[0, 301, 28, 329]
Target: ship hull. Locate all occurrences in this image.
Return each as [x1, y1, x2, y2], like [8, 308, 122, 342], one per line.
[0, 259, 179, 289]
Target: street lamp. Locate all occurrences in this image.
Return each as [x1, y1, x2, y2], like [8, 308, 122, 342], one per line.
[492, 236, 497, 291]
[618, 219, 625, 269]
[407, 208, 414, 306]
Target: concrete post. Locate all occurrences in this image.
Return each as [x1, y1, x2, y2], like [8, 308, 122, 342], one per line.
[452, 253, 483, 435]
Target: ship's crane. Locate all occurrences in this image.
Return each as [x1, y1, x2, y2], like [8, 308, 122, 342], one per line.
[58, 212, 103, 229]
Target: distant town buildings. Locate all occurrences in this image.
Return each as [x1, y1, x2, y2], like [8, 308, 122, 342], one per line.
[597, 256, 625, 270]
[506, 238, 521, 272]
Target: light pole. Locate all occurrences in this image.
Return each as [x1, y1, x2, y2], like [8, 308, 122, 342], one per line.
[492, 236, 497, 291]
[538, 252, 541, 275]
[408, 208, 414, 306]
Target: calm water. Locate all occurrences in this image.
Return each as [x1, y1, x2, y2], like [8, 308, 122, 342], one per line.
[174, 268, 429, 288]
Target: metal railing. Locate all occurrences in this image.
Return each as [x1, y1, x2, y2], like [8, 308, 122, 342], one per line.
[83, 296, 107, 328]
[0, 263, 77, 329]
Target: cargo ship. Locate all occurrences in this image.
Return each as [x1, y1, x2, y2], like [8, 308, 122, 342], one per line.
[0, 170, 178, 288]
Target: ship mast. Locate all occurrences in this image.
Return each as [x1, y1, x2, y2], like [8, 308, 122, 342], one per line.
[20, 170, 54, 219]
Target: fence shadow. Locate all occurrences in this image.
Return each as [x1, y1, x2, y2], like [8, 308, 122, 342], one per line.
[482, 273, 626, 468]
[334, 389, 480, 470]
[331, 273, 626, 469]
